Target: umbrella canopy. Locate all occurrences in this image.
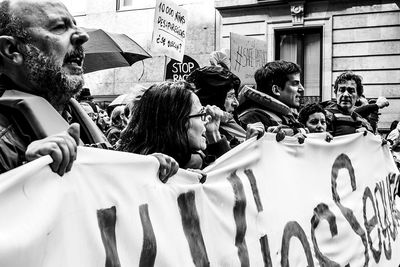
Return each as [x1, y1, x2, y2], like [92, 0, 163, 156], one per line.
[82, 28, 151, 73]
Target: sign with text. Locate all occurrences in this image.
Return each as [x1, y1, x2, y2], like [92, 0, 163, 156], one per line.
[151, 0, 187, 62]
[165, 54, 199, 81]
[230, 32, 268, 84]
[0, 133, 399, 266]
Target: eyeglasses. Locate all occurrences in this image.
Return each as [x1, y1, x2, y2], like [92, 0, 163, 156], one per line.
[188, 107, 207, 121]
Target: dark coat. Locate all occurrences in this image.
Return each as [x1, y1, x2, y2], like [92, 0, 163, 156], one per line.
[236, 86, 301, 129]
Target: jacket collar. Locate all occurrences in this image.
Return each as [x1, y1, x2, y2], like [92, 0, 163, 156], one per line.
[239, 85, 293, 116]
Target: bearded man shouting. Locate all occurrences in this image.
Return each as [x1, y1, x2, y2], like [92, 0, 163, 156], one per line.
[0, 0, 179, 181]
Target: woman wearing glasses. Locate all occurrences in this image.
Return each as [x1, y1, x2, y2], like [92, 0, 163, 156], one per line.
[118, 81, 262, 170]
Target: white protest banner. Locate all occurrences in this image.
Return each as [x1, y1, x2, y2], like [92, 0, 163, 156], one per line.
[230, 32, 268, 84]
[0, 133, 399, 266]
[151, 0, 187, 62]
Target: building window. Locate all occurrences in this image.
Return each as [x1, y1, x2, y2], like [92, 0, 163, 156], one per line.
[275, 27, 322, 105]
[117, 0, 156, 10]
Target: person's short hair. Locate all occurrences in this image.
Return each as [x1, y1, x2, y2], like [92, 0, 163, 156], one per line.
[0, 1, 30, 43]
[118, 81, 195, 167]
[254, 60, 301, 95]
[298, 103, 326, 126]
[333, 71, 363, 96]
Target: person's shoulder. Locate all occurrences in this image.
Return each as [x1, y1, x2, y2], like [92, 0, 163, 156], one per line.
[320, 100, 337, 110]
[238, 107, 277, 128]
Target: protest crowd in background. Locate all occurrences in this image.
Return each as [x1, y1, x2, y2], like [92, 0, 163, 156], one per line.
[76, 54, 397, 171]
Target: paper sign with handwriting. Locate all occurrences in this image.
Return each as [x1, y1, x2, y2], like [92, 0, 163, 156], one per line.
[151, 0, 187, 62]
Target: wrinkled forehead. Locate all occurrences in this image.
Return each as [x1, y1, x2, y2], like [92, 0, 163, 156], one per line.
[338, 79, 357, 88]
[9, 0, 72, 27]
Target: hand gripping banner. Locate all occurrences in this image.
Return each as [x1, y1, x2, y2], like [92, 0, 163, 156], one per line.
[0, 132, 399, 266]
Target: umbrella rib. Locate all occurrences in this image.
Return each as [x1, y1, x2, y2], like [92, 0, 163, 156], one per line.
[104, 31, 125, 53]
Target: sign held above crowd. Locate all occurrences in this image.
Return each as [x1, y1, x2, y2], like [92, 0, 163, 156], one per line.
[165, 55, 199, 81]
[230, 32, 268, 84]
[151, 0, 188, 62]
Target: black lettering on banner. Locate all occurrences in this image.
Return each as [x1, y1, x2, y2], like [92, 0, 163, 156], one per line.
[259, 235, 272, 267]
[244, 169, 263, 212]
[177, 191, 210, 267]
[310, 203, 340, 266]
[97, 206, 121, 267]
[244, 169, 272, 266]
[281, 221, 314, 267]
[362, 186, 382, 263]
[331, 153, 369, 266]
[139, 204, 157, 267]
[374, 183, 392, 260]
[385, 174, 398, 240]
[227, 171, 250, 267]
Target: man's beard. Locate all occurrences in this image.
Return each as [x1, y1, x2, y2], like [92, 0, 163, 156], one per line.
[21, 44, 84, 109]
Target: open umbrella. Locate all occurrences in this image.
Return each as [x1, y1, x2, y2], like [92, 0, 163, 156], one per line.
[82, 28, 151, 73]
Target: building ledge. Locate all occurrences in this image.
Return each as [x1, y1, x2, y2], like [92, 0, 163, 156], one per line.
[214, 0, 336, 10]
[215, 0, 287, 10]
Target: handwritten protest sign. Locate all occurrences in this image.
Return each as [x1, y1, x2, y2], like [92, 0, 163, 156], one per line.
[0, 133, 399, 266]
[151, 0, 187, 62]
[230, 32, 268, 84]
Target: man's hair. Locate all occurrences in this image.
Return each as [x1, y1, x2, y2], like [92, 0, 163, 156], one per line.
[333, 71, 363, 96]
[118, 81, 195, 167]
[298, 103, 326, 126]
[254, 60, 301, 95]
[0, 1, 30, 43]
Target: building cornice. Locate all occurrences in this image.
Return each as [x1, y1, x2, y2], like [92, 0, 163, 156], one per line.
[214, 0, 333, 10]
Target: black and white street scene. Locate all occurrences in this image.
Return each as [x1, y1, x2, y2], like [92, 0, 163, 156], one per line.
[0, 0, 399, 266]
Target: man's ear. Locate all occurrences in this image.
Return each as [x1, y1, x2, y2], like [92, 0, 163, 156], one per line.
[272, 85, 281, 96]
[0, 36, 24, 65]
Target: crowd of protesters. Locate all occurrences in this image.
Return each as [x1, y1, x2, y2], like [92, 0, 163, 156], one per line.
[75, 56, 398, 174]
[0, 0, 398, 186]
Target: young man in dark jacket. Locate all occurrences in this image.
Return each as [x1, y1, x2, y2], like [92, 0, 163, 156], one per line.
[236, 60, 305, 136]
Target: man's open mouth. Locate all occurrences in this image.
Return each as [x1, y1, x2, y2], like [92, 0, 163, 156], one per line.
[63, 48, 84, 67]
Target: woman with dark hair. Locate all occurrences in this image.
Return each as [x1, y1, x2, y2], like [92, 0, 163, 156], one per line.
[118, 81, 226, 169]
[298, 103, 327, 133]
[118, 81, 263, 169]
